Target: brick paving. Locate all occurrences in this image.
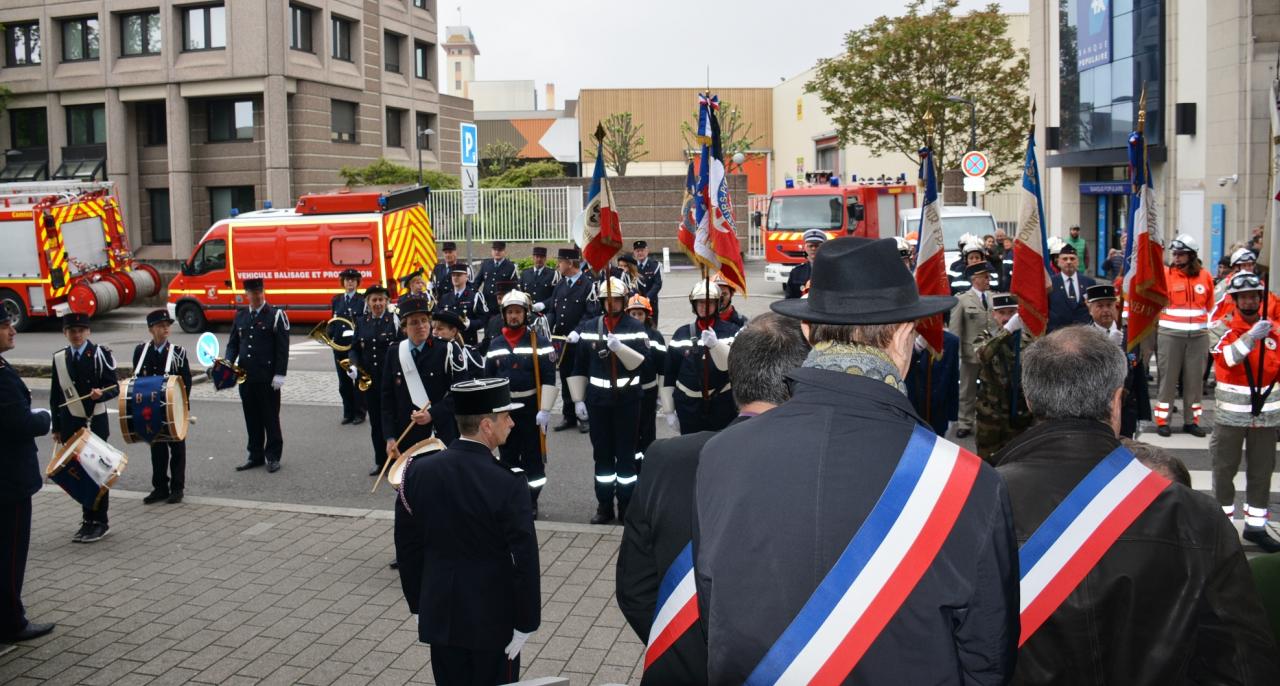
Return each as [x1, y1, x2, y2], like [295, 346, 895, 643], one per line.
[1, 488, 642, 685]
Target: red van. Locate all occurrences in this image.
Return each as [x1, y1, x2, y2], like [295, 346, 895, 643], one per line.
[167, 186, 434, 332]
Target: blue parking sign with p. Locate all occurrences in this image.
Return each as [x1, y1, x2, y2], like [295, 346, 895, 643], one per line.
[460, 123, 478, 166]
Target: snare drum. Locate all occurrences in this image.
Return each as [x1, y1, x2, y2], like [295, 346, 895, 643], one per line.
[389, 437, 447, 488]
[119, 375, 189, 444]
[46, 428, 128, 509]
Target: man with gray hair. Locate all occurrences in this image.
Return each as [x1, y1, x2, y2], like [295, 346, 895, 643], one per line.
[617, 311, 809, 685]
[996, 326, 1278, 684]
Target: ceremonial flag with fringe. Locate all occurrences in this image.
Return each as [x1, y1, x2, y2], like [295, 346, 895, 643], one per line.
[914, 147, 949, 355]
[572, 132, 623, 272]
[1122, 128, 1169, 351]
[1011, 129, 1053, 337]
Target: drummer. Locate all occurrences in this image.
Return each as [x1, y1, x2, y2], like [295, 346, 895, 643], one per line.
[132, 309, 193, 505]
[49, 312, 119, 543]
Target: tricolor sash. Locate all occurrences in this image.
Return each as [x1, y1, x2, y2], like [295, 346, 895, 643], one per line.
[644, 541, 698, 670]
[1017, 446, 1169, 645]
[746, 426, 981, 685]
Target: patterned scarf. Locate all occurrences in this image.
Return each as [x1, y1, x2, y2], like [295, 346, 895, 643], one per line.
[802, 341, 907, 394]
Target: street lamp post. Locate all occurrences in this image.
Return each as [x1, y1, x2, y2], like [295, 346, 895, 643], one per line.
[417, 127, 435, 187]
[946, 95, 978, 207]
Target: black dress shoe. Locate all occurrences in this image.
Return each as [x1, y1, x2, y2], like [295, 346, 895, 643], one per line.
[590, 504, 615, 525]
[1156, 425, 1172, 437]
[341, 417, 354, 425]
[1184, 424, 1207, 438]
[553, 420, 577, 432]
[351, 415, 365, 425]
[955, 428, 972, 438]
[389, 559, 399, 569]
[1244, 526, 1280, 553]
[2, 622, 54, 642]
[369, 465, 383, 476]
[166, 491, 183, 504]
[578, 422, 590, 434]
[80, 523, 109, 543]
[143, 490, 169, 505]
[236, 460, 265, 471]
[71, 520, 92, 543]
[267, 461, 281, 473]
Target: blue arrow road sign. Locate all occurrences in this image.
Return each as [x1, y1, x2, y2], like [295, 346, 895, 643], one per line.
[460, 123, 478, 166]
[196, 331, 220, 367]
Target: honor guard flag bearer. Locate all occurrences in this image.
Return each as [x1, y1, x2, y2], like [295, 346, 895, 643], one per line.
[913, 135, 949, 356]
[678, 93, 748, 295]
[573, 124, 623, 273]
[1011, 103, 1053, 338]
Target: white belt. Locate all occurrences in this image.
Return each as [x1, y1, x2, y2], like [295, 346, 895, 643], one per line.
[590, 376, 640, 388]
[675, 380, 731, 398]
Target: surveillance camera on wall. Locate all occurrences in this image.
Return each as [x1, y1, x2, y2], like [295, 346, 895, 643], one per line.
[1217, 174, 1239, 187]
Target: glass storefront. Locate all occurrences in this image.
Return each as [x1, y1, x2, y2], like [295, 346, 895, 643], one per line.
[1059, 0, 1164, 153]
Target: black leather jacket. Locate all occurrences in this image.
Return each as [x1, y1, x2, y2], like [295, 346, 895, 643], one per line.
[996, 419, 1279, 685]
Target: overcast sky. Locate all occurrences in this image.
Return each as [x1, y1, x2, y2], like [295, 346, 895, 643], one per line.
[441, 0, 1029, 107]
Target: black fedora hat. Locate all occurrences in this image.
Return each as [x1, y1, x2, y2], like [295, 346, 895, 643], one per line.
[771, 237, 956, 325]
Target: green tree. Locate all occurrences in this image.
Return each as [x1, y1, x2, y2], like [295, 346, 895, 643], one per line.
[680, 101, 763, 173]
[805, 0, 1028, 191]
[585, 113, 648, 176]
[338, 158, 459, 189]
[479, 160, 567, 189]
[481, 140, 519, 177]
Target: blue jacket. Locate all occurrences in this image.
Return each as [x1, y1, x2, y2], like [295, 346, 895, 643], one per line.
[1047, 272, 1095, 332]
[225, 304, 290, 382]
[0, 356, 51, 502]
[906, 330, 960, 437]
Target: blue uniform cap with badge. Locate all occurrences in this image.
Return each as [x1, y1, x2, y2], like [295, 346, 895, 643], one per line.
[991, 294, 1019, 310]
[243, 278, 265, 292]
[532, 246, 547, 257]
[1085, 284, 1116, 303]
[339, 268, 362, 281]
[364, 284, 389, 298]
[448, 263, 470, 275]
[633, 240, 647, 250]
[62, 312, 91, 330]
[146, 309, 175, 327]
[558, 247, 581, 261]
[451, 378, 523, 415]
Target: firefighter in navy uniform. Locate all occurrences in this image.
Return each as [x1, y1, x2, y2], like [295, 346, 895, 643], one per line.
[225, 278, 290, 474]
[475, 241, 519, 314]
[49, 312, 120, 542]
[784, 229, 825, 299]
[483, 291, 557, 518]
[479, 280, 519, 355]
[436, 263, 489, 345]
[330, 268, 366, 425]
[0, 308, 55, 643]
[383, 296, 473, 453]
[349, 285, 399, 476]
[633, 241, 663, 325]
[133, 309, 194, 505]
[429, 241, 467, 301]
[661, 281, 740, 435]
[548, 247, 597, 433]
[567, 277, 650, 525]
[519, 246, 557, 308]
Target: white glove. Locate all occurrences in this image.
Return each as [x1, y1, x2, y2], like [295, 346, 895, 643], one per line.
[913, 335, 926, 353]
[665, 412, 679, 431]
[535, 410, 550, 430]
[1003, 313, 1024, 334]
[504, 629, 531, 660]
[346, 367, 358, 381]
[575, 401, 589, 421]
[700, 328, 719, 348]
[1107, 328, 1125, 347]
[606, 333, 623, 352]
[271, 375, 286, 390]
[532, 302, 545, 313]
[567, 330, 581, 344]
[1246, 319, 1273, 341]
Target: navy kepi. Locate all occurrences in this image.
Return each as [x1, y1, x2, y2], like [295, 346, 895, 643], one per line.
[451, 378, 523, 415]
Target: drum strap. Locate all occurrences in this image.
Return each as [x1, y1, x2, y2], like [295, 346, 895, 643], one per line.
[54, 350, 98, 419]
[134, 342, 176, 377]
[398, 340, 431, 410]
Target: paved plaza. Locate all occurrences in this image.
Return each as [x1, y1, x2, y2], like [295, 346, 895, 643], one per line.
[0, 489, 642, 686]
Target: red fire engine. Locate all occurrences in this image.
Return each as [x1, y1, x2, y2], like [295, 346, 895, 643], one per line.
[762, 173, 917, 286]
[0, 181, 161, 330]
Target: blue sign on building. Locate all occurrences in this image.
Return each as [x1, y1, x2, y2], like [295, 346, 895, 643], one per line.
[1210, 203, 1226, 270]
[1077, 0, 1111, 70]
[1079, 181, 1129, 195]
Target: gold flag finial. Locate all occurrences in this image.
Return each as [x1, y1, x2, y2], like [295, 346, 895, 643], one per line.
[923, 110, 934, 135]
[1136, 85, 1147, 133]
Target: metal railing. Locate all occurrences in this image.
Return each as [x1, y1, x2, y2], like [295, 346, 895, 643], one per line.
[428, 186, 582, 243]
[745, 194, 770, 259]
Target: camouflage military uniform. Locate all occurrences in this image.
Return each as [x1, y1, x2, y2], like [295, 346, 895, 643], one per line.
[974, 328, 1032, 463]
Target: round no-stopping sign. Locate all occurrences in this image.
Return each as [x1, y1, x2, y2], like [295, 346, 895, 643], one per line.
[962, 151, 989, 178]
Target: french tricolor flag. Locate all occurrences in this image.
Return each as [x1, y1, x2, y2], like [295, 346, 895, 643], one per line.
[1011, 127, 1052, 337]
[913, 147, 949, 356]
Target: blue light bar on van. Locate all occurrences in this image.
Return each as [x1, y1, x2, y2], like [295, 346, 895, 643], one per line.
[263, 200, 272, 209]
[229, 208, 239, 217]
[850, 174, 858, 183]
[828, 176, 839, 187]
[378, 195, 388, 210]
[784, 178, 794, 189]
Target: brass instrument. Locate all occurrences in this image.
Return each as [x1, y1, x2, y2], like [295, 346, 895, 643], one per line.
[309, 316, 355, 352]
[339, 359, 373, 392]
[213, 358, 247, 384]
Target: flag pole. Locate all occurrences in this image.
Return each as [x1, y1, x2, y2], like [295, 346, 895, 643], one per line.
[594, 121, 619, 393]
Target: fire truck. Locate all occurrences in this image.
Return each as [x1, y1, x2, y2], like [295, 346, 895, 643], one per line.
[166, 186, 434, 333]
[762, 173, 917, 286]
[0, 181, 161, 330]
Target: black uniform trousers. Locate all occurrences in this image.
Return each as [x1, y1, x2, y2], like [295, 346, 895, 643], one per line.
[430, 645, 519, 686]
[365, 385, 387, 468]
[638, 388, 658, 458]
[239, 381, 283, 464]
[498, 404, 544, 503]
[333, 350, 365, 420]
[587, 397, 640, 507]
[150, 441, 186, 495]
[558, 343, 579, 425]
[0, 497, 31, 636]
[675, 393, 736, 435]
